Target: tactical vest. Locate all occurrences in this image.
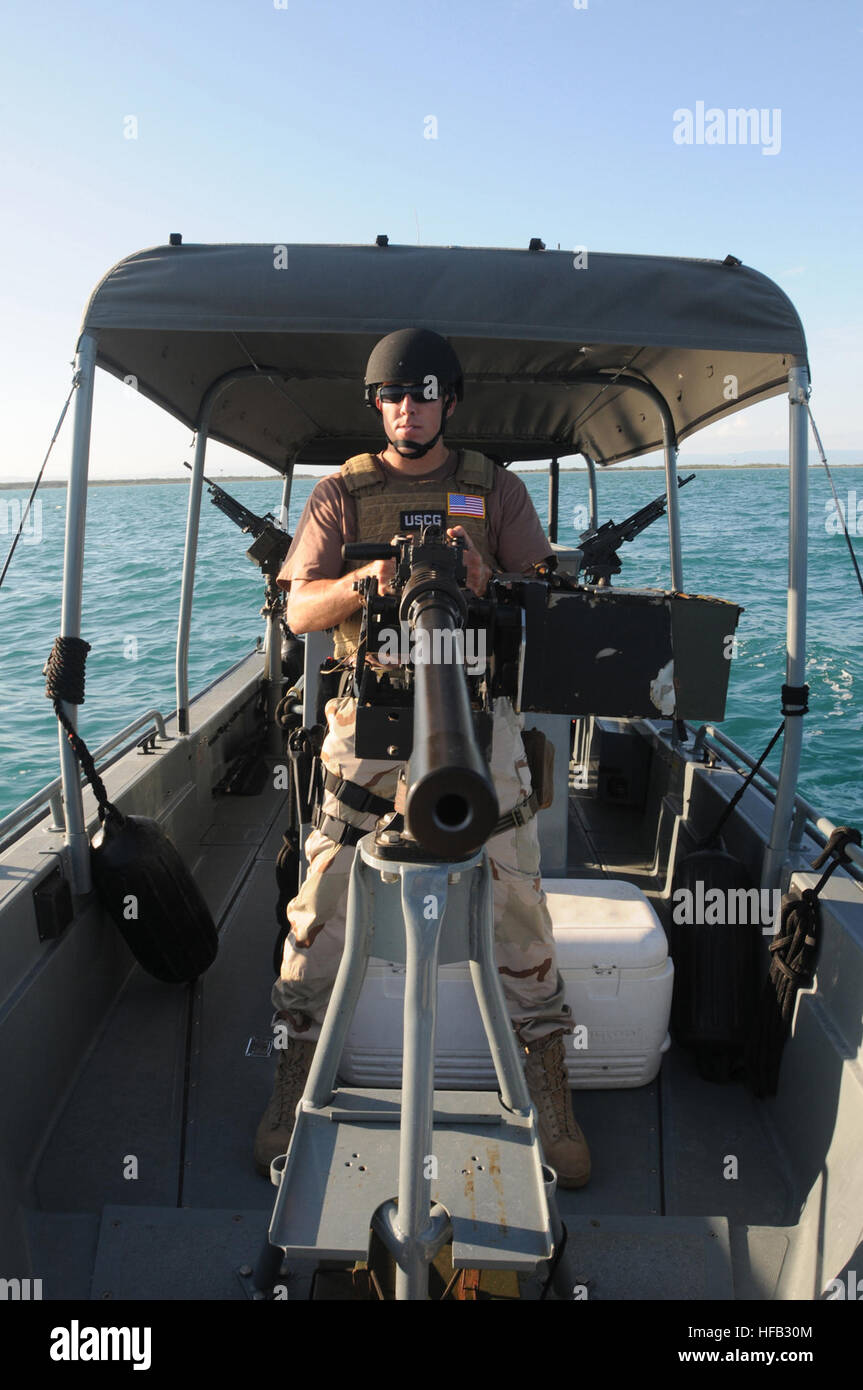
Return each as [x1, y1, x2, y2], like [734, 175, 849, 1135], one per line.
[332, 449, 498, 659]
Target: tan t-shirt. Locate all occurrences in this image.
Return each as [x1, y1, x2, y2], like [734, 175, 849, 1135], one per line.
[277, 452, 551, 587]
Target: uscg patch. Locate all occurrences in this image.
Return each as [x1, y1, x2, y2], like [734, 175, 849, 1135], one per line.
[447, 493, 485, 518]
[399, 509, 444, 530]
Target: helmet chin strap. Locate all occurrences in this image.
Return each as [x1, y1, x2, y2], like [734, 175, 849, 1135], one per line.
[383, 399, 449, 459]
[386, 428, 443, 459]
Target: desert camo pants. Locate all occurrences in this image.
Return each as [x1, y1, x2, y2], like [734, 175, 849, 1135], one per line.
[272, 693, 571, 1046]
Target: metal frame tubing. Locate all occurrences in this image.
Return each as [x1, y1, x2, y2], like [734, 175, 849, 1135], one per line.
[467, 856, 532, 1113]
[572, 373, 682, 589]
[300, 844, 377, 1109]
[278, 460, 294, 530]
[264, 588, 282, 681]
[299, 845, 538, 1299]
[547, 456, 559, 543]
[298, 850, 451, 1298]
[762, 361, 810, 889]
[175, 400, 213, 735]
[175, 366, 290, 734]
[58, 333, 98, 894]
[583, 453, 598, 530]
[391, 861, 450, 1298]
[662, 437, 684, 591]
[268, 458, 296, 703]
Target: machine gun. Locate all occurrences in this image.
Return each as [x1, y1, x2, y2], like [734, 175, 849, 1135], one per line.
[182, 463, 303, 687]
[577, 472, 695, 584]
[266, 525, 579, 1304]
[344, 526, 499, 859]
[341, 499, 738, 849]
[267, 507, 738, 1304]
[182, 461, 291, 574]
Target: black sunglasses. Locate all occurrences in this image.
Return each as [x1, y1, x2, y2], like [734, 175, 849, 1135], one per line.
[376, 383, 440, 404]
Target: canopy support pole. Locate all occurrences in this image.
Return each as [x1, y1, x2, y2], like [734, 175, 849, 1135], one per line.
[547, 457, 559, 542]
[762, 361, 810, 890]
[175, 402, 213, 735]
[58, 333, 98, 894]
[583, 453, 598, 529]
[279, 459, 295, 530]
[570, 372, 682, 588]
[175, 365, 290, 735]
[662, 436, 684, 591]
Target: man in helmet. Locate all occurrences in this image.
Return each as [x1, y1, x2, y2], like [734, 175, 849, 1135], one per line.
[255, 328, 591, 1188]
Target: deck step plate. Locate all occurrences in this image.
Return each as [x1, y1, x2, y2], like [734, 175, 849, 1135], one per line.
[541, 1213, 734, 1300]
[268, 1087, 553, 1269]
[90, 1207, 270, 1300]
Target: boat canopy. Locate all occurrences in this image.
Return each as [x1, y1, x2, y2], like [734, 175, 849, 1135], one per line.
[80, 242, 808, 472]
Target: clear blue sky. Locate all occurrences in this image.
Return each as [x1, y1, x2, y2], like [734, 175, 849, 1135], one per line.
[1, 0, 861, 480]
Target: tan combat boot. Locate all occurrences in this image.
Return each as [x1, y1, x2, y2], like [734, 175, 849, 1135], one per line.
[253, 1036, 317, 1178]
[524, 1031, 591, 1189]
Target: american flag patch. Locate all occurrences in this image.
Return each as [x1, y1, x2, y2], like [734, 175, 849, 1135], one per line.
[447, 493, 486, 518]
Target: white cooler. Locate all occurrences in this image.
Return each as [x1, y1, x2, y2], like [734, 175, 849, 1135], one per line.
[340, 878, 673, 1090]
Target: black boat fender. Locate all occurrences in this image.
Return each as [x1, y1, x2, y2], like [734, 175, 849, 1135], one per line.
[667, 709, 798, 1081]
[91, 810, 218, 984]
[44, 635, 218, 984]
[668, 843, 759, 1081]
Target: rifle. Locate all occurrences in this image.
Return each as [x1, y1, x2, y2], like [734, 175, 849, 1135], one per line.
[182, 461, 291, 573]
[577, 473, 695, 584]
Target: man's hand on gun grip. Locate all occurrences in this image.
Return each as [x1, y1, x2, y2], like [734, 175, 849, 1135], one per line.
[357, 535, 399, 600]
[447, 525, 491, 597]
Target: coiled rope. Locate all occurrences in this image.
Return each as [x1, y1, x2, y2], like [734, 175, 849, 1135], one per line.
[43, 635, 117, 824]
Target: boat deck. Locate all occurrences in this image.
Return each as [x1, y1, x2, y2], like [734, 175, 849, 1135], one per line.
[24, 760, 804, 1300]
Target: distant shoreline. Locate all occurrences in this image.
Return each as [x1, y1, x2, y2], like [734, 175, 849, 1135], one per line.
[2, 463, 861, 490]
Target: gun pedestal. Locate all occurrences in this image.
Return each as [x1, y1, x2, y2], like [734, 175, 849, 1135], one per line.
[266, 832, 563, 1300]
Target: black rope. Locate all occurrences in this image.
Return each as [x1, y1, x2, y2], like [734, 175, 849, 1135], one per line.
[810, 825, 862, 892]
[700, 682, 811, 851]
[43, 635, 118, 824]
[747, 826, 861, 1095]
[701, 722, 785, 850]
[0, 372, 79, 592]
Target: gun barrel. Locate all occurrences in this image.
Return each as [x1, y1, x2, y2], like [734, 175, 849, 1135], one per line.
[404, 600, 499, 858]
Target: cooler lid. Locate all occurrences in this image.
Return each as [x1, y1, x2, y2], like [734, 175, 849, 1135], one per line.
[544, 878, 668, 970]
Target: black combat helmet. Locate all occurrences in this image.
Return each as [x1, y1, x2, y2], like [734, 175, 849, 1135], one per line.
[364, 328, 463, 458]
[364, 328, 464, 406]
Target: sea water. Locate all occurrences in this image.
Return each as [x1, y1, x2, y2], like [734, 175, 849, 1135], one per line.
[1, 466, 861, 829]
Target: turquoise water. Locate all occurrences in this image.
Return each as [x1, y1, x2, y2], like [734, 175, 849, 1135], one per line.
[1, 467, 861, 828]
